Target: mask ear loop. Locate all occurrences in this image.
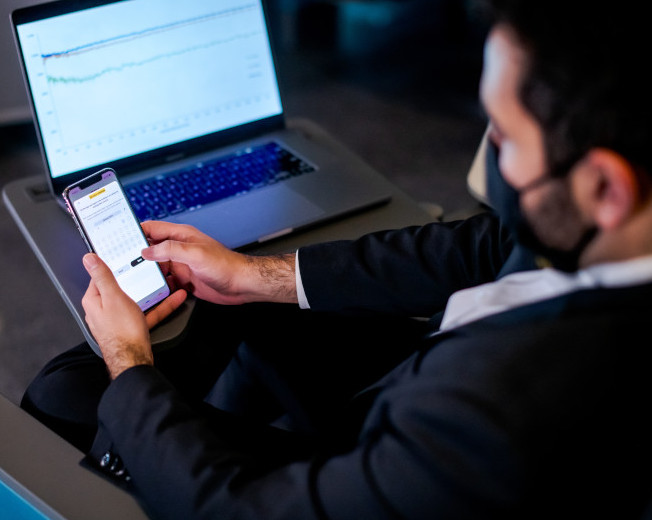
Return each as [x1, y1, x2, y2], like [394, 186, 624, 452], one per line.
[516, 171, 555, 196]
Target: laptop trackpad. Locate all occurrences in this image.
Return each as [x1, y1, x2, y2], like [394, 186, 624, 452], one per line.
[169, 185, 325, 249]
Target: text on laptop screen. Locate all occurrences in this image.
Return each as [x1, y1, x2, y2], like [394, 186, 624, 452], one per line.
[15, 0, 283, 179]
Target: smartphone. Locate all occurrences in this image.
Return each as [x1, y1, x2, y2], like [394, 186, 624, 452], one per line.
[63, 168, 170, 312]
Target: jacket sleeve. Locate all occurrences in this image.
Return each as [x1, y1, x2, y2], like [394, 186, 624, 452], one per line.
[298, 212, 514, 317]
[92, 362, 520, 520]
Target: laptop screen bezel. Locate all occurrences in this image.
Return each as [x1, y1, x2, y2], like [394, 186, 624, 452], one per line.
[11, 0, 286, 200]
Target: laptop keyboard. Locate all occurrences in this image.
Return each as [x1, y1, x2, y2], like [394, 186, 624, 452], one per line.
[125, 142, 316, 221]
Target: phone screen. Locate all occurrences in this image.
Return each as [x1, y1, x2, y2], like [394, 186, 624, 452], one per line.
[64, 169, 170, 311]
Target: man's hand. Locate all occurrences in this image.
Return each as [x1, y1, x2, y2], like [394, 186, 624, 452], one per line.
[141, 221, 298, 305]
[81, 253, 187, 379]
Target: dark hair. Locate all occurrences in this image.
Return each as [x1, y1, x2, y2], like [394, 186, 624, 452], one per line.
[478, 0, 651, 178]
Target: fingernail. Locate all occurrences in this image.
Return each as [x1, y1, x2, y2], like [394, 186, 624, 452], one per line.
[83, 253, 99, 270]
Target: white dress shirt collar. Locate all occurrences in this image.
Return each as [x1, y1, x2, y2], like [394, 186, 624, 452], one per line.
[440, 255, 652, 331]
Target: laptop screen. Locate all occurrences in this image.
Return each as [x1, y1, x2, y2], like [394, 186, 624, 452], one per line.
[13, 0, 283, 181]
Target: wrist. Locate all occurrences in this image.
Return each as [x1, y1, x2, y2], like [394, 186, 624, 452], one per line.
[241, 253, 298, 304]
[103, 342, 154, 380]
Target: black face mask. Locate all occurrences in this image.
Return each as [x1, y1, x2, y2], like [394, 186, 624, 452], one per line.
[485, 140, 597, 272]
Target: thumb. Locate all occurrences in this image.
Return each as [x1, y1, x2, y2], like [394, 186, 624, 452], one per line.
[83, 254, 120, 295]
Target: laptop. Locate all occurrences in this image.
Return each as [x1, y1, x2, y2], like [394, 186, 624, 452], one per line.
[11, 0, 393, 249]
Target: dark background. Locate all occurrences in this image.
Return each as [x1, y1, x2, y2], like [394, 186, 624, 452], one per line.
[0, 0, 489, 404]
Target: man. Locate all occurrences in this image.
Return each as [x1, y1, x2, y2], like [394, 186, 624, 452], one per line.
[22, 0, 652, 517]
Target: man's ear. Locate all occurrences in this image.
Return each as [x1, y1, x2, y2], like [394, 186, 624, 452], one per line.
[576, 148, 641, 230]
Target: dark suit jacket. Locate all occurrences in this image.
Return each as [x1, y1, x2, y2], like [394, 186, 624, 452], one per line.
[90, 213, 652, 519]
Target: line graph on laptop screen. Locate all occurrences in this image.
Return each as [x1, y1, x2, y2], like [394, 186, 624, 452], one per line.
[16, 0, 283, 179]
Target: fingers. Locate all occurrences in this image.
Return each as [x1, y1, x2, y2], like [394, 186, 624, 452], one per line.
[141, 220, 210, 244]
[82, 253, 121, 296]
[141, 221, 218, 267]
[144, 289, 188, 329]
[81, 278, 101, 321]
[82, 253, 187, 335]
[143, 237, 223, 278]
[142, 238, 198, 265]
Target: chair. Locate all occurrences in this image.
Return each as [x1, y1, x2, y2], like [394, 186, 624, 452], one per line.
[466, 127, 490, 206]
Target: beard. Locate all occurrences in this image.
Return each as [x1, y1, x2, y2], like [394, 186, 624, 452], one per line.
[523, 177, 590, 253]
